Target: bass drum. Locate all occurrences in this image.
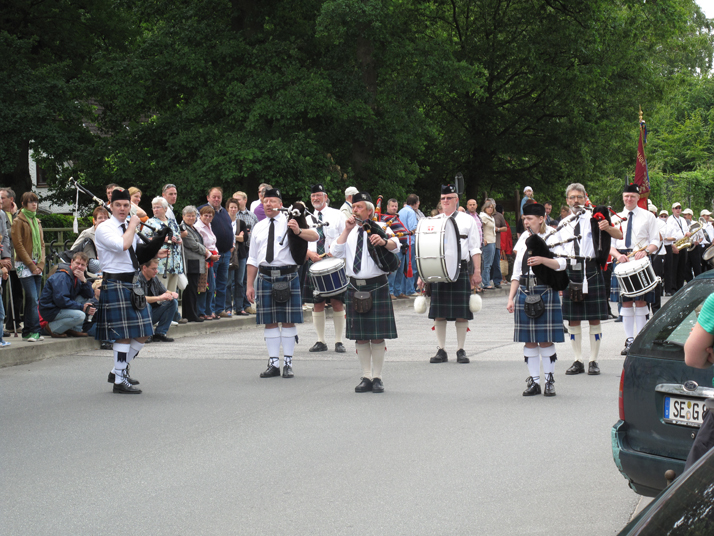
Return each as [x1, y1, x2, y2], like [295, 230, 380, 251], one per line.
[415, 216, 461, 283]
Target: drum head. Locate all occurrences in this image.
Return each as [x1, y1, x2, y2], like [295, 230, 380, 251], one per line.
[444, 217, 460, 281]
[309, 257, 345, 275]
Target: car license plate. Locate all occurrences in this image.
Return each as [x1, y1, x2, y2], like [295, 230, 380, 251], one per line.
[664, 396, 708, 427]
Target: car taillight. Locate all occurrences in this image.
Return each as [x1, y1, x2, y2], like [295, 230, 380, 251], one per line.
[619, 368, 625, 421]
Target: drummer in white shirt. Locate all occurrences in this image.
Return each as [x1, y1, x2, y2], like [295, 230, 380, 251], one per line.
[304, 184, 347, 353]
[608, 183, 661, 356]
[417, 184, 482, 365]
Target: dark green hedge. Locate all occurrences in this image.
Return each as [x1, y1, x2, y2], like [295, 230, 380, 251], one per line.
[39, 214, 93, 249]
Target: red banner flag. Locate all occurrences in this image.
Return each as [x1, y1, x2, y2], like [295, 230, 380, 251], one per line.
[634, 119, 650, 209]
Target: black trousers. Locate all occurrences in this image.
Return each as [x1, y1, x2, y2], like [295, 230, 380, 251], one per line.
[182, 272, 201, 322]
[651, 254, 665, 314]
[5, 270, 23, 330]
[673, 249, 688, 291]
[664, 246, 674, 294]
[687, 245, 702, 280]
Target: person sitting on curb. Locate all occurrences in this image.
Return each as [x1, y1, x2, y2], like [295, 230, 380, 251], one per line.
[139, 258, 179, 343]
[39, 252, 94, 338]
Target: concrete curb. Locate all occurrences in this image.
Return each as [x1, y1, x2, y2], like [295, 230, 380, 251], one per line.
[0, 289, 504, 369]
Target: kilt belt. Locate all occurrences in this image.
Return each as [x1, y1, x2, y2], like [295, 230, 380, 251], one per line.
[345, 275, 397, 341]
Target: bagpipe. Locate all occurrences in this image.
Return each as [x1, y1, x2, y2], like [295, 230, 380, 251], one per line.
[524, 228, 570, 291]
[277, 202, 310, 265]
[354, 214, 400, 273]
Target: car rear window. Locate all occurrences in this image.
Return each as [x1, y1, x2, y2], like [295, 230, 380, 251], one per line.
[631, 279, 714, 361]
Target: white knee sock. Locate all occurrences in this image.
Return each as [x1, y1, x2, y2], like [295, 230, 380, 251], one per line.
[128, 340, 144, 363]
[455, 321, 468, 351]
[313, 310, 326, 343]
[435, 319, 447, 349]
[281, 326, 297, 366]
[113, 343, 131, 383]
[621, 307, 635, 339]
[634, 306, 649, 335]
[356, 342, 372, 379]
[540, 345, 556, 375]
[524, 346, 540, 381]
[333, 311, 345, 344]
[589, 324, 602, 363]
[371, 342, 385, 379]
[265, 327, 281, 367]
[569, 324, 583, 362]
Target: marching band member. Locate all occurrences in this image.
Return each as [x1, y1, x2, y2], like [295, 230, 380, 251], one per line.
[682, 208, 704, 280]
[95, 188, 169, 394]
[507, 203, 568, 397]
[418, 184, 482, 364]
[649, 204, 667, 314]
[331, 192, 399, 393]
[609, 184, 661, 355]
[246, 188, 318, 379]
[560, 183, 622, 377]
[702, 210, 713, 273]
[304, 184, 347, 353]
[663, 202, 690, 294]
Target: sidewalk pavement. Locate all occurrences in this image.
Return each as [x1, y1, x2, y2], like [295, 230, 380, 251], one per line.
[0, 289, 508, 369]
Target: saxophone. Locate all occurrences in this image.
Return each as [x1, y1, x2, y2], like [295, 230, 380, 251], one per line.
[674, 222, 702, 251]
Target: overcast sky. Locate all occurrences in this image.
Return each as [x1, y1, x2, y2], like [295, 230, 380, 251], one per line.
[697, 0, 714, 17]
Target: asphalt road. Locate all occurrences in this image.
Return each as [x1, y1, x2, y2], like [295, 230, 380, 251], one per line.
[1, 294, 640, 535]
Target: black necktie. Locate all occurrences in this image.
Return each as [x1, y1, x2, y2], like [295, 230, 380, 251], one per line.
[354, 227, 364, 273]
[317, 212, 325, 255]
[266, 218, 275, 264]
[574, 220, 580, 256]
[121, 224, 139, 270]
[625, 211, 634, 248]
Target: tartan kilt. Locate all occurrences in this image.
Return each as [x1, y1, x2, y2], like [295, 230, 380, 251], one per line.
[256, 271, 303, 325]
[562, 265, 609, 321]
[95, 280, 153, 341]
[610, 258, 656, 304]
[302, 260, 345, 305]
[428, 269, 472, 321]
[345, 278, 397, 340]
[514, 285, 565, 343]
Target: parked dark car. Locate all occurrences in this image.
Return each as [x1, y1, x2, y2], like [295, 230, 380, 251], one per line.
[617, 444, 714, 535]
[612, 271, 714, 497]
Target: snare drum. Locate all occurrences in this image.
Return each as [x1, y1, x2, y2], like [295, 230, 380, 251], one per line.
[613, 257, 659, 297]
[415, 216, 461, 283]
[309, 257, 348, 297]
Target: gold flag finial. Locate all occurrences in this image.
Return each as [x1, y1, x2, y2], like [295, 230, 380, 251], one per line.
[639, 105, 643, 123]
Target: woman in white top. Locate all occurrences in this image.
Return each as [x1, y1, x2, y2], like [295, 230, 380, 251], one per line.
[194, 205, 218, 319]
[479, 201, 497, 289]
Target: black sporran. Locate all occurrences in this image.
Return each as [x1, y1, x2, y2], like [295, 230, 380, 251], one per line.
[524, 293, 545, 319]
[272, 281, 291, 303]
[131, 281, 147, 311]
[353, 291, 373, 314]
[567, 281, 585, 302]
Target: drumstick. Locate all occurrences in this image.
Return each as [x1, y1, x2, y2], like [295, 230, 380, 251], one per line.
[626, 246, 648, 258]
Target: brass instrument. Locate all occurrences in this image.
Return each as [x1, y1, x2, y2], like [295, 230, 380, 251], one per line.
[673, 222, 702, 251]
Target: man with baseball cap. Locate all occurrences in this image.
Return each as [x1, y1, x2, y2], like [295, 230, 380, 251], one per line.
[682, 208, 705, 281]
[702, 210, 714, 273]
[663, 202, 690, 294]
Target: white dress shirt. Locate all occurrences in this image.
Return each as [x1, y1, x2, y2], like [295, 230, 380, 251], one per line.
[665, 215, 688, 243]
[439, 211, 482, 260]
[614, 206, 661, 251]
[307, 206, 345, 253]
[330, 225, 399, 278]
[247, 211, 297, 268]
[560, 209, 596, 259]
[95, 215, 139, 273]
[655, 218, 667, 255]
[511, 229, 567, 281]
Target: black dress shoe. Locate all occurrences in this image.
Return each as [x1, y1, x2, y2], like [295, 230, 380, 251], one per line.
[430, 348, 448, 363]
[113, 382, 142, 394]
[588, 361, 601, 375]
[523, 377, 541, 396]
[565, 361, 585, 375]
[543, 373, 556, 397]
[152, 333, 174, 342]
[355, 378, 373, 392]
[309, 341, 328, 352]
[335, 342, 346, 353]
[107, 372, 140, 385]
[145, 336, 153, 343]
[456, 349, 470, 364]
[260, 365, 281, 378]
[282, 364, 294, 378]
[614, 317, 623, 323]
[621, 337, 634, 356]
[100, 341, 113, 350]
[372, 378, 384, 393]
